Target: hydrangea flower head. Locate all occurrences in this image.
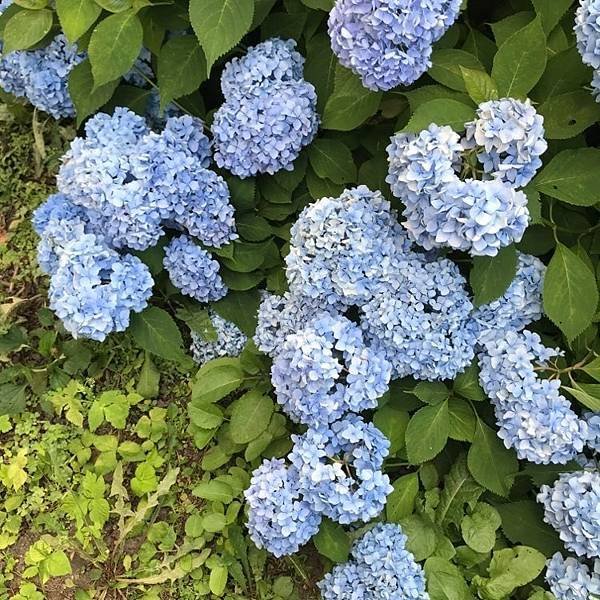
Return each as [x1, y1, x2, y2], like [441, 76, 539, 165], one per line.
[48, 235, 153, 341]
[0, 34, 85, 118]
[244, 458, 321, 557]
[538, 470, 600, 558]
[289, 415, 392, 524]
[463, 98, 547, 187]
[190, 312, 247, 366]
[163, 235, 227, 303]
[319, 523, 429, 599]
[271, 313, 391, 426]
[285, 186, 413, 305]
[545, 553, 600, 600]
[361, 256, 476, 380]
[584, 411, 600, 453]
[212, 79, 319, 178]
[479, 330, 588, 464]
[575, 0, 600, 71]
[328, 0, 461, 91]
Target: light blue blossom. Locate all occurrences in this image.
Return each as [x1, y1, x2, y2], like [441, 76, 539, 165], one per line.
[289, 415, 392, 524]
[244, 458, 321, 558]
[271, 313, 391, 426]
[48, 235, 153, 341]
[584, 411, 600, 453]
[479, 330, 588, 464]
[0, 34, 85, 118]
[190, 312, 247, 366]
[463, 98, 547, 187]
[328, 0, 461, 91]
[472, 253, 546, 344]
[319, 523, 429, 599]
[163, 235, 227, 303]
[212, 79, 319, 178]
[545, 553, 600, 600]
[361, 256, 476, 380]
[575, 0, 600, 70]
[538, 470, 600, 559]
[220, 38, 305, 99]
[285, 186, 413, 306]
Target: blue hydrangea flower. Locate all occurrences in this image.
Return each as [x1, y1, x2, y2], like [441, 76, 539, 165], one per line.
[163, 235, 227, 302]
[48, 235, 153, 341]
[361, 256, 476, 380]
[319, 523, 429, 599]
[545, 553, 600, 600]
[463, 98, 547, 187]
[144, 88, 183, 128]
[584, 411, 600, 453]
[328, 0, 461, 91]
[288, 415, 392, 524]
[254, 291, 341, 357]
[271, 313, 391, 426]
[479, 330, 589, 464]
[212, 79, 319, 178]
[244, 458, 321, 558]
[285, 186, 413, 306]
[0, 34, 85, 118]
[220, 38, 305, 99]
[0, 0, 12, 12]
[575, 0, 600, 71]
[538, 470, 600, 559]
[472, 253, 546, 344]
[190, 312, 247, 366]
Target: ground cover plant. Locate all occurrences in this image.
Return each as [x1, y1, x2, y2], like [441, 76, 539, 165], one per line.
[0, 0, 599, 598]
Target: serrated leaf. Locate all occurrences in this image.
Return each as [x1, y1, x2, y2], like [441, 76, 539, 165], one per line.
[460, 66, 498, 105]
[56, 0, 101, 42]
[209, 565, 228, 595]
[229, 390, 273, 444]
[429, 49, 485, 92]
[236, 214, 272, 242]
[373, 405, 409, 454]
[582, 356, 600, 382]
[562, 383, 600, 412]
[461, 503, 501, 553]
[399, 514, 437, 561]
[305, 32, 336, 112]
[453, 362, 486, 402]
[405, 400, 449, 464]
[2, 8, 53, 54]
[470, 245, 518, 306]
[404, 99, 475, 133]
[386, 472, 419, 522]
[213, 290, 261, 336]
[192, 480, 234, 503]
[448, 399, 476, 442]
[492, 17, 547, 98]
[191, 357, 245, 404]
[189, 0, 254, 73]
[413, 382, 449, 405]
[129, 307, 187, 363]
[531, 0, 572, 34]
[534, 148, 600, 206]
[136, 352, 160, 399]
[157, 35, 206, 110]
[308, 138, 356, 184]
[539, 90, 600, 139]
[424, 557, 473, 600]
[0, 383, 27, 415]
[313, 518, 350, 563]
[189, 403, 224, 429]
[543, 244, 598, 341]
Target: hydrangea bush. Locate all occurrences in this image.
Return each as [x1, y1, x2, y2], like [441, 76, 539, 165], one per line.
[1, 0, 599, 598]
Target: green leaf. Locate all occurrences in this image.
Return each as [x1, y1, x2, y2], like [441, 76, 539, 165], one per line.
[192, 480, 234, 503]
[543, 244, 598, 341]
[413, 382, 449, 405]
[562, 383, 600, 412]
[386, 472, 419, 522]
[158, 35, 207, 111]
[0, 383, 27, 415]
[534, 148, 600, 206]
[582, 356, 600, 382]
[189, 0, 254, 73]
[305, 33, 337, 112]
[189, 403, 224, 429]
[322, 64, 382, 131]
[448, 398, 476, 442]
[399, 514, 437, 561]
[404, 99, 475, 133]
[539, 90, 600, 139]
[46, 550, 72, 578]
[229, 390, 274, 444]
[191, 357, 245, 404]
[473, 546, 546, 600]
[460, 66, 499, 105]
[531, 0, 573, 34]
[429, 49, 485, 92]
[424, 557, 473, 600]
[492, 17, 547, 98]
[313, 518, 350, 563]
[2, 8, 53, 54]
[131, 462, 158, 495]
[461, 503, 501, 553]
[136, 353, 160, 399]
[496, 501, 562, 557]
[56, 0, 100, 42]
[405, 400, 449, 464]
[373, 405, 409, 454]
[533, 47, 593, 101]
[236, 214, 272, 242]
[213, 290, 261, 336]
[468, 419, 517, 496]
[129, 307, 188, 363]
[202, 512, 227, 532]
[308, 138, 356, 184]
[94, 0, 131, 12]
[209, 565, 228, 596]
[470, 245, 518, 306]
[88, 10, 143, 88]
[453, 362, 486, 402]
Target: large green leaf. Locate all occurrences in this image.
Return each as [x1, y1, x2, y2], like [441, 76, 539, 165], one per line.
[386, 472, 419, 522]
[2, 8, 53, 54]
[189, 0, 254, 73]
[405, 400, 449, 464]
[191, 357, 245, 404]
[229, 390, 274, 444]
[424, 557, 473, 600]
[540, 90, 600, 139]
[313, 518, 350, 563]
[470, 245, 518, 307]
[429, 49, 485, 92]
[55, 0, 100, 42]
[404, 99, 475, 133]
[308, 138, 356, 184]
[531, 0, 573, 34]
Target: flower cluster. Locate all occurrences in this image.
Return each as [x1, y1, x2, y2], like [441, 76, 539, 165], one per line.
[0, 33, 85, 118]
[190, 312, 247, 366]
[319, 523, 429, 599]
[328, 0, 461, 91]
[212, 38, 319, 178]
[575, 0, 600, 100]
[545, 553, 600, 600]
[387, 99, 546, 256]
[34, 109, 236, 339]
[478, 330, 589, 464]
[538, 470, 600, 559]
